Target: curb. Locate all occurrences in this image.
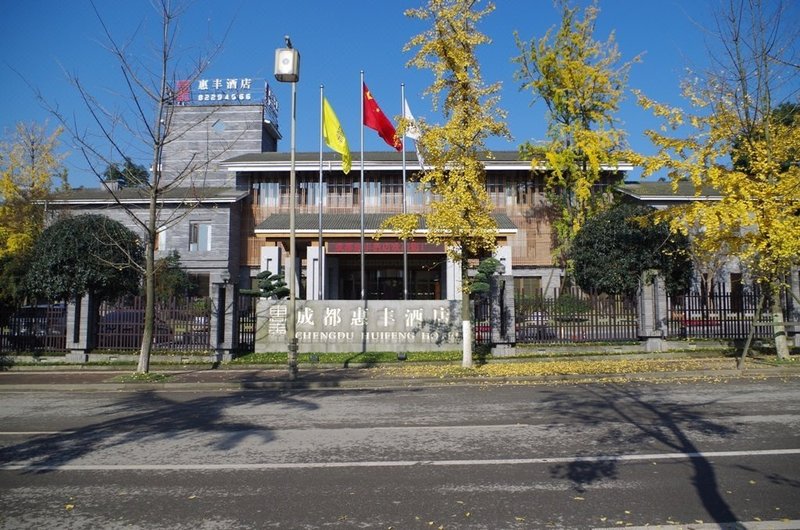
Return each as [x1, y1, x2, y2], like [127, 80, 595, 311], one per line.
[1, 366, 797, 393]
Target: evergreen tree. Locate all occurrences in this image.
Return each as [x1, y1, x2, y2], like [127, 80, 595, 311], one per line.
[513, 0, 639, 275]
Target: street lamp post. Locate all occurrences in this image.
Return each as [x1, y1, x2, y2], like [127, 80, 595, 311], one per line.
[274, 36, 300, 380]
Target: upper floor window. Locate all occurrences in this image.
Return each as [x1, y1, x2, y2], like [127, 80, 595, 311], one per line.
[155, 227, 167, 251]
[189, 222, 211, 252]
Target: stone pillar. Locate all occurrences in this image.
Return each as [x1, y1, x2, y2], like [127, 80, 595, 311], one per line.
[446, 258, 462, 301]
[491, 246, 514, 345]
[260, 246, 281, 276]
[211, 282, 237, 361]
[223, 284, 238, 360]
[65, 294, 93, 363]
[491, 274, 515, 344]
[495, 245, 513, 275]
[260, 245, 299, 297]
[307, 246, 326, 300]
[209, 283, 221, 357]
[637, 270, 668, 352]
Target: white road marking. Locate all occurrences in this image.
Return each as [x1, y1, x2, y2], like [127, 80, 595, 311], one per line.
[0, 431, 75, 435]
[594, 521, 800, 530]
[0, 448, 798, 472]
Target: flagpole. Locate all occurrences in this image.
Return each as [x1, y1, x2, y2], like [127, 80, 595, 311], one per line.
[401, 83, 408, 301]
[360, 70, 366, 301]
[318, 84, 324, 300]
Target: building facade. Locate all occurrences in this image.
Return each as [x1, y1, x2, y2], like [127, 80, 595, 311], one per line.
[47, 102, 280, 293]
[33, 98, 799, 356]
[225, 151, 632, 301]
[46, 100, 634, 303]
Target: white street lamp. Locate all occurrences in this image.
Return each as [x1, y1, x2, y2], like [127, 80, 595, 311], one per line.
[274, 35, 300, 380]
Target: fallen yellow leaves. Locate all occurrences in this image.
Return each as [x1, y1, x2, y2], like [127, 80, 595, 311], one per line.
[374, 358, 735, 380]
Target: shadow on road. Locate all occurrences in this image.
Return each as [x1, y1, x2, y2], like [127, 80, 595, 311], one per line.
[0, 383, 393, 474]
[542, 383, 740, 525]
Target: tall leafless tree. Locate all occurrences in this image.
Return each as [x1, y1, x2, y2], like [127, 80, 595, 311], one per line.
[41, 0, 237, 372]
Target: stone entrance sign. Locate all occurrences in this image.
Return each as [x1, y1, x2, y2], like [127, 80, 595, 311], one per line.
[256, 300, 463, 353]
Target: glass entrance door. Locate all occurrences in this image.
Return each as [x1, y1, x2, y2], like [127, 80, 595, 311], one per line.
[335, 256, 444, 300]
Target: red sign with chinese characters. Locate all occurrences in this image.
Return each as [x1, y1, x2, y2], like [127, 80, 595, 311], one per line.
[326, 240, 444, 254]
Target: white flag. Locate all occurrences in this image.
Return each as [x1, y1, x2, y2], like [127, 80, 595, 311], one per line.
[403, 99, 421, 140]
[403, 99, 424, 169]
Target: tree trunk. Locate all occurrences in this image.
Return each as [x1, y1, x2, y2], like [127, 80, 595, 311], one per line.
[461, 262, 473, 368]
[136, 194, 157, 374]
[772, 284, 790, 360]
[737, 293, 765, 370]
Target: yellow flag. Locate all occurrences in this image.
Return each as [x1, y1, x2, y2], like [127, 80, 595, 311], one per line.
[322, 97, 351, 174]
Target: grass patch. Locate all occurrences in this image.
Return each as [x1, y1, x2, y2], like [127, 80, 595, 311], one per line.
[112, 372, 172, 383]
[508, 348, 634, 359]
[91, 349, 214, 357]
[749, 354, 799, 366]
[231, 350, 466, 365]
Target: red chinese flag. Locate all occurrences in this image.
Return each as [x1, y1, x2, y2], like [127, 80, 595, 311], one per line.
[363, 83, 402, 151]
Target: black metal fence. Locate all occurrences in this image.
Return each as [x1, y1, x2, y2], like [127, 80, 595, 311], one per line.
[0, 303, 68, 353]
[474, 298, 493, 344]
[667, 285, 794, 340]
[514, 287, 639, 344]
[237, 295, 257, 353]
[95, 296, 211, 351]
[5, 285, 794, 354]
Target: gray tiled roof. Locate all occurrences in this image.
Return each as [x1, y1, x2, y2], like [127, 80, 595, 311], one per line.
[46, 186, 248, 204]
[222, 150, 633, 173]
[255, 213, 517, 232]
[619, 180, 721, 199]
[224, 150, 525, 165]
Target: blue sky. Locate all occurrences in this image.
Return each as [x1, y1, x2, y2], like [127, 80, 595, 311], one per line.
[1, 0, 739, 188]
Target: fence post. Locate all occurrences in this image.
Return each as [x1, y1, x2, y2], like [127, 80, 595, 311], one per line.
[637, 270, 668, 352]
[211, 283, 237, 361]
[65, 294, 94, 362]
[790, 267, 800, 347]
[490, 275, 515, 351]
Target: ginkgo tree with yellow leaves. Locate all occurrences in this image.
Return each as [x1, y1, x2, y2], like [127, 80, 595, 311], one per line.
[391, 0, 509, 367]
[0, 123, 66, 259]
[513, 0, 638, 275]
[635, 0, 800, 360]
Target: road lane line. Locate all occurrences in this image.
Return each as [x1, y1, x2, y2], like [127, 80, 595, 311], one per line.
[1, 448, 799, 472]
[0, 431, 75, 436]
[595, 522, 800, 530]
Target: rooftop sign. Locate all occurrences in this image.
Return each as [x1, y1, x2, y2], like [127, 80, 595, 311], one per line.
[174, 76, 280, 130]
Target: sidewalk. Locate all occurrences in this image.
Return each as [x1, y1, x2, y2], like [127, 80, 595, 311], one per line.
[1, 355, 797, 391]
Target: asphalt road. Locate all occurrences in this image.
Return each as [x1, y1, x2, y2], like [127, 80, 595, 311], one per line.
[1, 377, 799, 529]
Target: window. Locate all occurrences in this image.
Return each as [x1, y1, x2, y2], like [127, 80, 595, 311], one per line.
[365, 180, 381, 208]
[188, 273, 210, 297]
[253, 178, 287, 209]
[155, 228, 167, 251]
[515, 277, 542, 300]
[189, 222, 211, 252]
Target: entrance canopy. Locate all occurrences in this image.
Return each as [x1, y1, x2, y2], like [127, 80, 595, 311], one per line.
[254, 213, 517, 301]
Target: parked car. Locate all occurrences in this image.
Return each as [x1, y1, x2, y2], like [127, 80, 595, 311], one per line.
[96, 308, 173, 349]
[7, 304, 66, 349]
[516, 312, 557, 342]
